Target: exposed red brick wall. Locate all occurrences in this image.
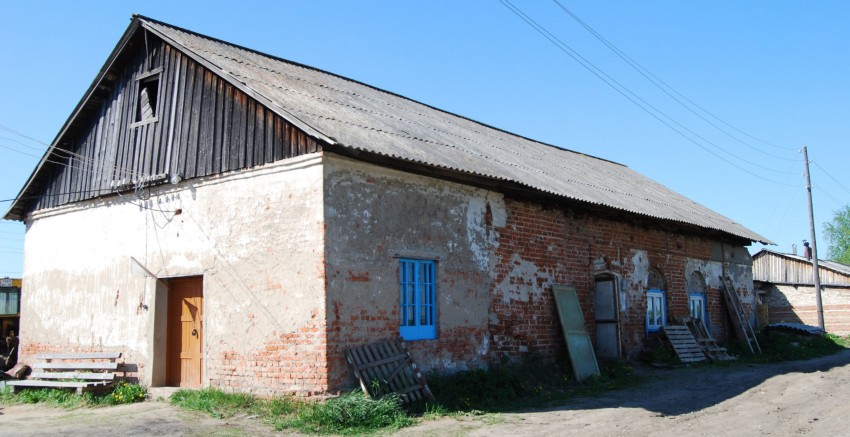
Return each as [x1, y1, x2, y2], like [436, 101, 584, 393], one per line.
[489, 198, 732, 360]
[208, 319, 329, 395]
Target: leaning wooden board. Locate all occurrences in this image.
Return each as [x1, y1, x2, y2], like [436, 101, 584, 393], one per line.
[553, 284, 600, 381]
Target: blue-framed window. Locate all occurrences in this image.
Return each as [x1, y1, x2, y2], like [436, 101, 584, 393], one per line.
[689, 293, 709, 333]
[646, 289, 666, 333]
[399, 259, 437, 340]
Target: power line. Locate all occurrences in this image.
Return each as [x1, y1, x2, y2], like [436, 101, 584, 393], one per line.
[0, 124, 49, 147]
[499, 0, 798, 186]
[812, 160, 850, 197]
[815, 186, 845, 207]
[551, 0, 798, 156]
[0, 123, 140, 181]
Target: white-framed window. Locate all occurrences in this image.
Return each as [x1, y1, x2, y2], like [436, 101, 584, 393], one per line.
[399, 258, 436, 340]
[646, 289, 666, 333]
[689, 293, 706, 322]
[687, 271, 709, 332]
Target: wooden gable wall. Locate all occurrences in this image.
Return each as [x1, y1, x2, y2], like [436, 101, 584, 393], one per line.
[28, 31, 320, 215]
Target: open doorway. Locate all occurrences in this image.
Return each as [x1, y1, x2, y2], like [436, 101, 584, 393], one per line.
[594, 275, 621, 359]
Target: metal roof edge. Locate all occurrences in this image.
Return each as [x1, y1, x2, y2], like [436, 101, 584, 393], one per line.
[753, 248, 850, 275]
[136, 16, 336, 147]
[131, 15, 620, 167]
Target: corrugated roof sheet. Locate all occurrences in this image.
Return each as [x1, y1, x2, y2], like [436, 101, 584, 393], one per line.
[8, 15, 770, 243]
[754, 249, 850, 276]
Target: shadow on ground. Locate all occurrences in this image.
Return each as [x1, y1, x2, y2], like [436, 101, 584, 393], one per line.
[531, 348, 850, 417]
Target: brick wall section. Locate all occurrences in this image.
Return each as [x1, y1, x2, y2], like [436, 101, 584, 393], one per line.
[208, 319, 329, 395]
[490, 198, 729, 360]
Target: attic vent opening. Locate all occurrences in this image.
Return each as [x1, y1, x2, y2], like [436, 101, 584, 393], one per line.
[134, 68, 162, 125]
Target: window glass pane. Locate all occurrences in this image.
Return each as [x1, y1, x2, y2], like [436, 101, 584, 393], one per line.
[398, 259, 437, 339]
[10, 292, 18, 314]
[407, 284, 416, 326]
[0, 292, 7, 315]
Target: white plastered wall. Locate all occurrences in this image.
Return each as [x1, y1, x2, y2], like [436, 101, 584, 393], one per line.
[20, 154, 325, 388]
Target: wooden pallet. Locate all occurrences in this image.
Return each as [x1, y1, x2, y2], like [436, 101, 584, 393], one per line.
[345, 337, 433, 404]
[683, 317, 735, 361]
[721, 275, 762, 354]
[661, 325, 707, 363]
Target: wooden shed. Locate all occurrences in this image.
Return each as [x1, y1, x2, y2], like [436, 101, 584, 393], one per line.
[753, 249, 850, 334]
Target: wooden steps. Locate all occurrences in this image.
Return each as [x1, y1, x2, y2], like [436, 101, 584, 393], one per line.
[683, 317, 735, 361]
[660, 325, 707, 363]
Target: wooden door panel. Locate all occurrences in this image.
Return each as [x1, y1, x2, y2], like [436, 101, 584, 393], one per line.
[166, 277, 203, 387]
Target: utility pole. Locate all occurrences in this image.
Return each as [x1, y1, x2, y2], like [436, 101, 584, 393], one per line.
[802, 146, 825, 330]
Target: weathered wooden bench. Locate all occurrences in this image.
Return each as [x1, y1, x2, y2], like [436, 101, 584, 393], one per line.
[5, 352, 122, 394]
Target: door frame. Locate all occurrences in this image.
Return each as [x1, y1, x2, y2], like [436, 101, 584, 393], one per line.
[593, 273, 622, 359]
[165, 276, 204, 388]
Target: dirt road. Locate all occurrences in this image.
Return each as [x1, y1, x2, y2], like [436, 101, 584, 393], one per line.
[3, 350, 850, 436]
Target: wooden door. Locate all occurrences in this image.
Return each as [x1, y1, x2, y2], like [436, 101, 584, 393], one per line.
[594, 277, 621, 359]
[166, 277, 203, 387]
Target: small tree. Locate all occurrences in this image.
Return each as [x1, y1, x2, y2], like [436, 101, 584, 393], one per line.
[824, 205, 850, 265]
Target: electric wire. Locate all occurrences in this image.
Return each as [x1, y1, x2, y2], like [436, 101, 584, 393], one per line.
[812, 161, 850, 197]
[814, 186, 845, 207]
[552, 0, 798, 156]
[499, 0, 798, 186]
[0, 141, 137, 185]
[763, 159, 803, 231]
[0, 123, 140, 181]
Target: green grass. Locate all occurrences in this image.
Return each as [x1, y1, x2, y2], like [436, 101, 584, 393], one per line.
[276, 391, 413, 435]
[728, 331, 849, 363]
[170, 388, 411, 435]
[0, 382, 147, 408]
[418, 357, 640, 414]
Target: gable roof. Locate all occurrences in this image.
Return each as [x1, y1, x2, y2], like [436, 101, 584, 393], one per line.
[5, 15, 770, 244]
[753, 249, 850, 277]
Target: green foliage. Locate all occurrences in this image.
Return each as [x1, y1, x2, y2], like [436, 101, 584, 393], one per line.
[104, 382, 147, 405]
[642, 344, 680, 365]
[728, 331, 848, 363]
[169, 388, 408, 435]
[0, 382, 148, 408]
[170, 388, 257, 419]
[427, 366, 525, 411]
[824, 205, 850, 265]
[277, 391, 413, 435]
[419, 356, 638, 414]
[0, 386, 97, 408]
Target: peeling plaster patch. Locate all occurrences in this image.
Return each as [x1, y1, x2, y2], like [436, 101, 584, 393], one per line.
[685, 258, 723, 290]
[498, 253, 550, 303]
[477, 333, 490, 357]
[630, 250, 649, 288]
[466, 197, 490, 270]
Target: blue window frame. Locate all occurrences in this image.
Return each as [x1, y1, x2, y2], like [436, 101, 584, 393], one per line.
[689, 293, 709, 333]
[646, 289, 666, 333]
[399, 258, 437, 340]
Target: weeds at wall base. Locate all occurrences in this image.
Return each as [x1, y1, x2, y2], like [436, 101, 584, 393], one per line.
[0, 383, 147, 408]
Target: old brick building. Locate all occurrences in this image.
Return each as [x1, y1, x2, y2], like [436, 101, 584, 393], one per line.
[5, 16, 767, 394]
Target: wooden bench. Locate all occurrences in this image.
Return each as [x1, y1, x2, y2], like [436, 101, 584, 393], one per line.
[5, 352, 122, 394]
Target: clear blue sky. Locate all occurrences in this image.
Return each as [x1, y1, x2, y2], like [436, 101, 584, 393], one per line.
[1, 1, 848, 278]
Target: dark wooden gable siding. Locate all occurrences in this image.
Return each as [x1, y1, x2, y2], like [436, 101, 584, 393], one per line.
[29, 32, 320, 214]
